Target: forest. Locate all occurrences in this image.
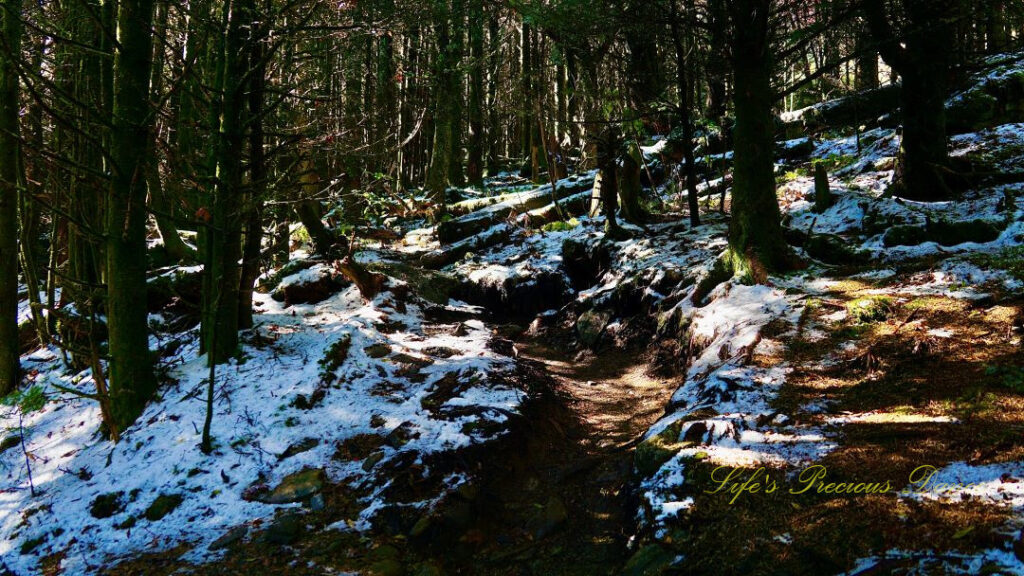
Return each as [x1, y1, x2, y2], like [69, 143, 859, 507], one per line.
[1, 0, 1024, 574]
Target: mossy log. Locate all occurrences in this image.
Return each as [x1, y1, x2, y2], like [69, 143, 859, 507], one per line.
[436, 175, 594, 244]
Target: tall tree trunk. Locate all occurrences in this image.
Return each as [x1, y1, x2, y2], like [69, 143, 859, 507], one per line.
[864, 0, 956, 201]
[425, 3, 453, 208]
[855, 25, 879, 92]
[670, 0, 700, 227]
[203, 0, 253, 365]
[727, 0, 792, 280]
[0, 0, 23, 395]
[239, 8, 266, 330]
[106, 0, 157, 430]
[466, 0, 484, 186]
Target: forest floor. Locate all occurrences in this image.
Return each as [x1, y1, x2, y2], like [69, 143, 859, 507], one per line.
[4, 63, 1024, 576]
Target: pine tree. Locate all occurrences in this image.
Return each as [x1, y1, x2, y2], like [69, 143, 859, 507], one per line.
[0, 0, 23, 396]
[106, 0, 157, 431]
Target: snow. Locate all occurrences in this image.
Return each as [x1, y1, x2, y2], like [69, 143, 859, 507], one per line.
[901, 461, 1024, 511]
[1, 278, 523, 574]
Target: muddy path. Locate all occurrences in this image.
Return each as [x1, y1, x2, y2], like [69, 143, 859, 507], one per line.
[419, 336, 678, 575]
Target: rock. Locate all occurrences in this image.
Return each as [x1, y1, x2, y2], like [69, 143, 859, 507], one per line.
[410, 562, 445, 576]
[804, 233, 869, 265]
[562, 238, 611, 290]
[884, 220, 1003, 248]
[368, 559, 405, 576]
[576, 309, 612, 348]
[271, 265, 349, 305]
[623, 544, 675, 576]
[423, 346, 459, 358]
[883, 225, 928, 247]
[263, 512, 303, 545]
[362, 450, 386, 472]
[144, 493, 183, 521]
[367, 261, 459, 305]
[335, 434, 386, 461]
[319, 335, 352, 381]
[147, 266, 203, 314]
[309, 494, 326, 512]
[813, 163, 832, 213]
[209, 524, 249, 550]
[0, 434, 20, 454]
[386, 422, 418, 448]
[262, 468, 326, 504]
[114, 516, 136, 530]
[391, 353, 434, 367]
[926, 219, 1001, 247]
[409, 515, 432, 537]
[257, 259, 317, 292]
[527, 496, 568, 538]
[278, 437, 320, 460]
[846, 296, 894, 324]
[635, 422, 683, 477]
[365, 343, 393, 359]
[90, 492, 125, 519]
[440, 499, 475, 531]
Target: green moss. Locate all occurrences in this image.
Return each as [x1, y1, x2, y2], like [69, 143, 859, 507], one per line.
[541, 218, 580, 232]
[635, 421, 685, 477]
[969, 246, 1024, 282]
[846, 296, 894, 324]
[319, 335, 352, 381]
[144, 493, 184, 521]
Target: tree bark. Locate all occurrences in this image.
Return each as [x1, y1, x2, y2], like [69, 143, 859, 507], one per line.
[467, 0, 484, 186]
[106, 0, 157, 430]
[0, 0, 23, 395]
[727, 0, 793, 280]
[864, 0, 956, 201]
[203, 0, 254, 364]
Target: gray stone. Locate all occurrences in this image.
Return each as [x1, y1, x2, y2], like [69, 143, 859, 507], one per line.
[209, 524, 249, 550]
[576, 310, 612, 348]
[262, 468, 326, 504]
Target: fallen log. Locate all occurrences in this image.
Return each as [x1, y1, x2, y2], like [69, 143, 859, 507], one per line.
[778, 84, 900, 139]
[436, 172, 596, 244]
[337, 256, 388, 300]
[520, 191, 592, 229]
[420, 224, 513, 269]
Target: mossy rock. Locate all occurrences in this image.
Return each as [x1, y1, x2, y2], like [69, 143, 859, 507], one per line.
[319, 335, 352, 380]
[89, 492, 125, 519]
[883, 225, 928, 247]
[262, 468, 326, 504]
[885, 219, 1003, 248]
[575, 309, 612, 348]
[365, 343, 393, 359]
[144, 493, 184, 521]
[20, 536, 46, 555]
[367, 261, 459, 305]
[635, 422, 683, 477]
[846, 296, 894, 324]
[927, 219, 1001, 247]
[0, 434, 19, 454]
[257, 259, 318, 293]
[804, 234, 869, 265]
[623, 544, 675, 576]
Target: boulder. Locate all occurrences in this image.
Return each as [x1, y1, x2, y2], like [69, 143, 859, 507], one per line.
[262, 468, 326, 504]
[272, 265, 350, 305]
[576, 309, 612, 348]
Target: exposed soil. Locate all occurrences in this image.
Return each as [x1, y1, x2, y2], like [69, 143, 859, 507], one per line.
[413, 338, 679, 575]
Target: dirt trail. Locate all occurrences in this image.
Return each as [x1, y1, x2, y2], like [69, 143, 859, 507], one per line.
[427, 338, 678, 575]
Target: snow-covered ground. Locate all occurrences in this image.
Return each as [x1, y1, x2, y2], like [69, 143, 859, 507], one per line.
[1, 276, 523, 574]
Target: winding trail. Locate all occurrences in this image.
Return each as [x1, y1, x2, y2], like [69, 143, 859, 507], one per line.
[430, 337, 678, 575]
